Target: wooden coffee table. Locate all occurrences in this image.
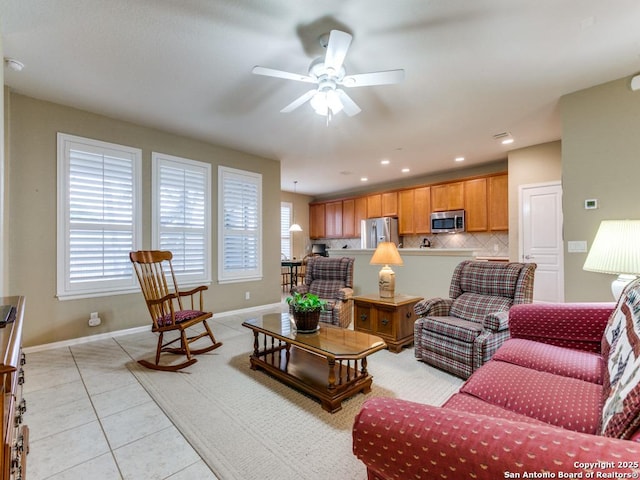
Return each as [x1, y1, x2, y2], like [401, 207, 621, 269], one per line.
[242, 313, 386, 413]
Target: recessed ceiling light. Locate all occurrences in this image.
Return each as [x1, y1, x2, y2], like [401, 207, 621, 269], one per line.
[360, 177, 368, 182]
[501, 138, 514, 145]
[401, 168, 410, 173]
[380, 159, 390, 165]
[455, 157, 465, 162]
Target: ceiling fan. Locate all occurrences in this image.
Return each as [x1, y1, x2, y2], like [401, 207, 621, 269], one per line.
[252, 30, 405, 118]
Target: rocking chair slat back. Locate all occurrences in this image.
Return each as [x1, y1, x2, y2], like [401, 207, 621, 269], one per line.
[129, 250, 222, 371]
[130, 250, 182, 326]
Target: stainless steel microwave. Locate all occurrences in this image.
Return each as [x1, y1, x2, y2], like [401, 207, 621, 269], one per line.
[430, 210, 465, 233]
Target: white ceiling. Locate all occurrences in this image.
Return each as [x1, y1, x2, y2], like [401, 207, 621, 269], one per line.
[2, 1, 640, 196]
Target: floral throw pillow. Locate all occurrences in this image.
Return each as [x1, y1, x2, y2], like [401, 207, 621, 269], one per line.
[600, 278, 640, 439]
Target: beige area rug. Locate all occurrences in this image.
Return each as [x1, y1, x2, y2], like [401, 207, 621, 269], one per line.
[118, 308, 463, 480]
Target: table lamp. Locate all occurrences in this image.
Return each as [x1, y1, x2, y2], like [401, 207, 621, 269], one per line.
[583, 219, 640, 300]
[370, 242, 403, 298]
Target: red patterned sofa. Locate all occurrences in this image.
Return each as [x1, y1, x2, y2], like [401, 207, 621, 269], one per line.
[353, 279, 640, 480]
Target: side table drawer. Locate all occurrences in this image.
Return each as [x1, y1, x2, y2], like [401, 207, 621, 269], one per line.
[375, 306, 396, 337]
[354, 303, 372, 331]
[397, 304, 418, 340]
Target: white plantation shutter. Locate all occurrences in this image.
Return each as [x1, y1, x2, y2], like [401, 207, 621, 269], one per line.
[57, 133, 141, 299]
[281, 202, 292, 259]
[218, 166, 262, 282]
[152, 153, 211, 284]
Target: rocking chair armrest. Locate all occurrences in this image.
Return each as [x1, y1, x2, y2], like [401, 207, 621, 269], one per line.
[177, 285, 208, 297]
[147, 292, 179, 306]
[177, 285, 208, 311]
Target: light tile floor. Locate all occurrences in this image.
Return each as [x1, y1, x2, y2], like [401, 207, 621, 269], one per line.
[23, 302, 287, 480]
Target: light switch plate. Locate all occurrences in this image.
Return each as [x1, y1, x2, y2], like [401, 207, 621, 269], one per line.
[568, 240, 588, 253]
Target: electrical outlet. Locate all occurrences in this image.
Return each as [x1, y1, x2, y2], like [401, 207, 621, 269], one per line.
[88, 312, 101, 327]
[245, 291, 250, 300]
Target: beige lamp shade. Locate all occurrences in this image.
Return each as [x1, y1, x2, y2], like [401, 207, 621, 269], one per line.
[370, 242, 403, 298]
[583, 219, 640, 299]
[370, 242, 404, 266]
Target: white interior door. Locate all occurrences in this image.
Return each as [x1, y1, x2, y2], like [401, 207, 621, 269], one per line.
[519, 182, 564, 303]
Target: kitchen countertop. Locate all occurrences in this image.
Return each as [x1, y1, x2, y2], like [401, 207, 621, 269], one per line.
[329, 248, 477, 257]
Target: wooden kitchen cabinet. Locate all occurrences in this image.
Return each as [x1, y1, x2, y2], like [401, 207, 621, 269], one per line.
[398, 189, 414, 234]
[381, 192, 398, 217]
[353, 196, 367, 237]
[353, 294, 424, 353]
[431, 182, 464, 211]
[324, 201, 343, 238]
[342, 199, 355, 237]
[398, 187, 431, 234]
[309, 203, 325, 239]
[413, 186, 431, 233]
[307, 172, 506, 239]
[367, 192, 397, 218]
[366, 194, 382, 218]
[488, 174, 509, 231]
[342, 197, 368, 238]
[464, 177, 488, 232]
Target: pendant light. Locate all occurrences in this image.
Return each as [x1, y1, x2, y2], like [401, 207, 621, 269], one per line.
[289, 181, 302, 232]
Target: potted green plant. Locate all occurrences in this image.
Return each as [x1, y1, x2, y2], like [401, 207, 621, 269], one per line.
[286, 292, 327, 332]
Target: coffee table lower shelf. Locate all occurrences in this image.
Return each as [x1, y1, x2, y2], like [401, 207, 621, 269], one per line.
[249, 345, 373, 413]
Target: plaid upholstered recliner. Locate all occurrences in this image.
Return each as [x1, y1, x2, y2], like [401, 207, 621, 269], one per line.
[413, 260, 536, 378]
[291, 256, 355, 328]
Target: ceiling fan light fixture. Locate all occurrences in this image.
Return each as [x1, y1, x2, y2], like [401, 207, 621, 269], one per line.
[326, 90, 343, 113]
[310, 91, 329, 115]
[310, 90, 343, 116]
[252, 29, 403, 117]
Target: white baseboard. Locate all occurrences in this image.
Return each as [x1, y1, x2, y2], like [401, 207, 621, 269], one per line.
[23, 302, 283, 354]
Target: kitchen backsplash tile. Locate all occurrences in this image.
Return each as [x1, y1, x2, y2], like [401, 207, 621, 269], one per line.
[311, 231, 510, 258]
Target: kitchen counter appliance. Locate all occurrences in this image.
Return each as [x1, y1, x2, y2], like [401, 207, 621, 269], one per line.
[361, 217, 399, 248]
[430, 210, 465, 233]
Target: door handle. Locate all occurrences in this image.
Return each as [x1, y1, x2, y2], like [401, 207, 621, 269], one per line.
[524, 254, 534, 260]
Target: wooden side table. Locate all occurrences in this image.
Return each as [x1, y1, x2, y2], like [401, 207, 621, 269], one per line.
[353, 294, 423, 353]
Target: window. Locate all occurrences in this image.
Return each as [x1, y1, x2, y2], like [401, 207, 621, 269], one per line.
[57, 133, 141, 299]
[152, 152, 211, 285]
[281, 202, 292, 259]
[218, 166, 262, 283]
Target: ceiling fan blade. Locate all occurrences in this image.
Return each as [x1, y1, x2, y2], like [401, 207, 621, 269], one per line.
[324, 30, 352, 74]
[341, 69, 405, 87]
[336, 90, 361, 117]
[280, 89, 317, 113]
[252, 66, 315, 83]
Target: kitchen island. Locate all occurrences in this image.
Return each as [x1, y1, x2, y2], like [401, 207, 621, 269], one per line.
[328, 248, 477, 299]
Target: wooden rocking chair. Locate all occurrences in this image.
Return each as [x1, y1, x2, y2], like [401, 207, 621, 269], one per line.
[130, 250, 222, 371]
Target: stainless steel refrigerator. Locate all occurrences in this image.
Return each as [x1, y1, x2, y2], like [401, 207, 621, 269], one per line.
[361, 217, 399, 248]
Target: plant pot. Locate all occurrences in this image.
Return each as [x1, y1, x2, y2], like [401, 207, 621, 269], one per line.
[292, 309, 321, 333]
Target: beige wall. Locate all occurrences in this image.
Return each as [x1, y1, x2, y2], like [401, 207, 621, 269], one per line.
[7, 93, 282, 347]
[560, 75, 640, 302]
[507, 141, 562, 261]
[0, 37, 5, 296]
[280, 191, 313, 260]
